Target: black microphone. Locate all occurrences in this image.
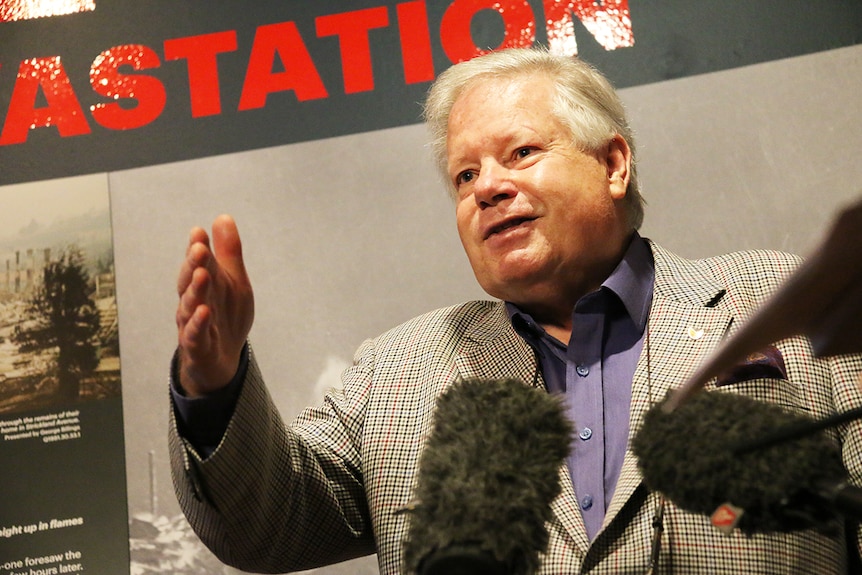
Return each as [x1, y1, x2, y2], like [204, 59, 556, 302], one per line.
[632, 390, 859, 534]
[401, 378, 573, 575]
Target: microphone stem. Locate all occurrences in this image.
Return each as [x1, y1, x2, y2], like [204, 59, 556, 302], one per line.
[814, 478, 862, 522]
[732, 406, 862, 455]
[645, 495, 666, 575]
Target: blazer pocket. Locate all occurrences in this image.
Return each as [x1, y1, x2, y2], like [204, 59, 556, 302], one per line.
[714, 345, 787, 386]
[711, 345, 806, 414]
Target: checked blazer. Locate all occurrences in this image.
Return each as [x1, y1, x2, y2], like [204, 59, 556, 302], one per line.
[170, 240, 862, 574]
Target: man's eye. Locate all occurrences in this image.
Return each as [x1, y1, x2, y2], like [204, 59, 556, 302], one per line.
[456, 170, 475, 186]
[516, 147, 534, 158]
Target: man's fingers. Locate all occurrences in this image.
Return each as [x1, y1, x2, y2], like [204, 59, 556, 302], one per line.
[177, 265, 209, 319]
[188, 225, 210, 250]
[178, 226, 212, 294]
[179, 304, 212, 354]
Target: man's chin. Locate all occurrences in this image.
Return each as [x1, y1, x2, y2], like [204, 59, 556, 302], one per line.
[477, 275, 539, 304]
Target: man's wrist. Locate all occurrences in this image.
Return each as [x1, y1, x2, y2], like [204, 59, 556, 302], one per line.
[170, 343, 249, 455]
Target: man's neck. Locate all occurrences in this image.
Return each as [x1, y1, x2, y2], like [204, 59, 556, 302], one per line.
[516, 231, 643, 346]
[542, 323, 573, 346]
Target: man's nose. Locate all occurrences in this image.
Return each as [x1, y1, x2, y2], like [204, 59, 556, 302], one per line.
[473, 161, 517, 208]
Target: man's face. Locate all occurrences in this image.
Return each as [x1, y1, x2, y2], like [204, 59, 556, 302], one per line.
[447, 74, 631, 310]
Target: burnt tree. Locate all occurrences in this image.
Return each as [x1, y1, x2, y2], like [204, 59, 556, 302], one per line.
[13, 248, 101, 401]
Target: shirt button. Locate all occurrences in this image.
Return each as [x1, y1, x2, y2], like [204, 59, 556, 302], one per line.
[579, 427, 593, 441]
[581, 495, 593, 510]
[576, 365, 589, 377]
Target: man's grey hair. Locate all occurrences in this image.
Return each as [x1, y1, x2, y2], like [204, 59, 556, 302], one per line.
[423, 47, 645, 230]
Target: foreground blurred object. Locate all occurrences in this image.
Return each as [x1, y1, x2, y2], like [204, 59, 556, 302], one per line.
[402, 378, 573, 575]
[665, 198, 862, 412]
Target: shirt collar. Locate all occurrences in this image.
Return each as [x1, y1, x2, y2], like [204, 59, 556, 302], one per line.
[603, 231, 654, 331]
[506, 232, 654, 334]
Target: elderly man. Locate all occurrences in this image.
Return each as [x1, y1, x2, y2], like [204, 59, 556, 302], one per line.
[170, 48, 862, 573]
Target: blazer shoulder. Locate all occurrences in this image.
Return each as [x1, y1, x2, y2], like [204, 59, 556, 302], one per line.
[651, 241, 801, 294]
[649, 241, 804, 318]
[698, 248, 803, 289]
[372, 300, 508, 349]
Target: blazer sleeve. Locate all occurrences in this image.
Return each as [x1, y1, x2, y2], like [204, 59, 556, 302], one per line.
[827, 350, 862, 563]
[168, 343, 377, 573]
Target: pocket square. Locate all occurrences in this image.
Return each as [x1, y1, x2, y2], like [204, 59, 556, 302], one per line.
[715, 345, 787, 386]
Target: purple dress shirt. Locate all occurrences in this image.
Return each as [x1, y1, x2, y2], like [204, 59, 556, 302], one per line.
[507, 233, 654, 540]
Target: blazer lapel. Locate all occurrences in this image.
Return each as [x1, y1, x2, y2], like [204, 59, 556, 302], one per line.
[604, 293, 733, 523]
[453, 303, 538, 385]
[454, 303, 592, 554]
[604, 242, 734, 528]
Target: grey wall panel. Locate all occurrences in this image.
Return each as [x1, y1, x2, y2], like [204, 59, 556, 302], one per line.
[107, 44, 862, 574]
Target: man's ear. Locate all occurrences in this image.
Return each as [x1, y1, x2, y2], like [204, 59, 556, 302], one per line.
[606, 135, 631, 200]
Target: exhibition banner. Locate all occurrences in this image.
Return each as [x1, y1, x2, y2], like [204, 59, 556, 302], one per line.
[2, 0, 860, 185]
[0, 182, 125, 574]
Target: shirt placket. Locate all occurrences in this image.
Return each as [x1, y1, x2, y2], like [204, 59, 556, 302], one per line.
[566, 294, 606, 541]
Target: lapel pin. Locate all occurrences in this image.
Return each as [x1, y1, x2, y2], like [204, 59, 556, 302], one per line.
[688, 327, 705, 340]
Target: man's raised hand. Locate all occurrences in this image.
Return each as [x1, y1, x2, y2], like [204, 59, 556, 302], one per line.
[175, 215, 255, 397]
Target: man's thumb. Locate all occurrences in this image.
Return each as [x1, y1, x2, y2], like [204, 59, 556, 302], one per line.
[211, 214, 249, 281]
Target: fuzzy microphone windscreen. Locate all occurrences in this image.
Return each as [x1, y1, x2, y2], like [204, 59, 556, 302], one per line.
[632, 390, 848, 534]
[402, 378, 573, 575]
